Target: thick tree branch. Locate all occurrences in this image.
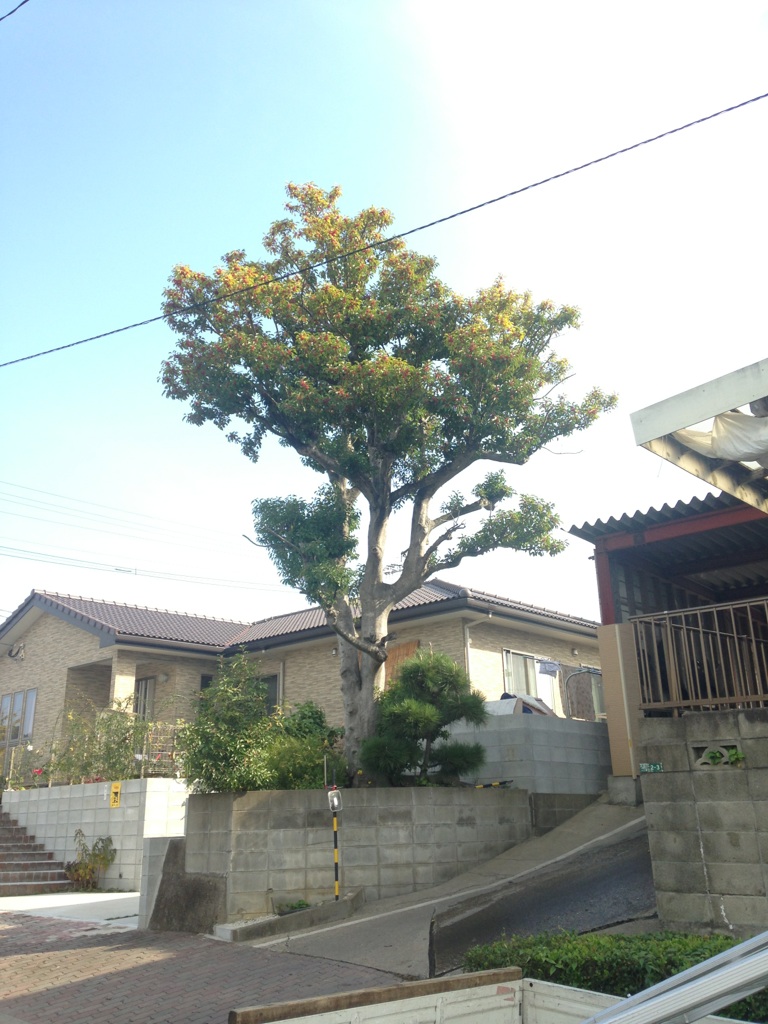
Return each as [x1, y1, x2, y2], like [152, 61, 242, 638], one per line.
[325, 607, 387, 662]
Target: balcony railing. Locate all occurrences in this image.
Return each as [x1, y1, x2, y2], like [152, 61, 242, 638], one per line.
[632, 597, 768, 713]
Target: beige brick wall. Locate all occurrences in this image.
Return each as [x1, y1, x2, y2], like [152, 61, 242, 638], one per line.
[0, 613, 225, 757]
[0, 613, 104, 756]
[64, 663, 112, 717]
[132, 656, 221, 724]
[1, 609, 602, 762]
[466, 620, 601, 702]
[258, 642, 344, 724]
[263, 616, 601, 725]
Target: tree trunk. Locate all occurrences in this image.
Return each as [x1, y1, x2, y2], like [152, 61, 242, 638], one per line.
[336, 601, 389, 781]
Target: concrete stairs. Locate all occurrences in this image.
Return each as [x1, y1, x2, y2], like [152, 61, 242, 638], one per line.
[0, 810, 73, 896]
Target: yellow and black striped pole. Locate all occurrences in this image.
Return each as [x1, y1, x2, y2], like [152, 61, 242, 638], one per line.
[332, 807, 339, 900]
[327, 786, 342, 901]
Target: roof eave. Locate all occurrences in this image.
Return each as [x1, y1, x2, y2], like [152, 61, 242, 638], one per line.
[114, 635, 227, 657]
[233, 593, 597, 654]
[0, 592, 118, 647]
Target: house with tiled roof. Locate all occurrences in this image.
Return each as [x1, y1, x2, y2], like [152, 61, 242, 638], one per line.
[0, 580, 602, 779]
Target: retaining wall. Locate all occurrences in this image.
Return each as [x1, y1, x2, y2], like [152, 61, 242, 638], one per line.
[639, 709, 768, 937]
[452, 708, 611, 794]
[144, 786, 534, 928]
[3, 778, 188, 889]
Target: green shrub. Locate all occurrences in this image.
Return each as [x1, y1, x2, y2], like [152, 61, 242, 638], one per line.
[64, 828, 117, 890]
[177, 654, 346, 793]
[175, 653, 276, 792]
[264, 729, 348, 790]
[463, 931, 768, 1022]
[360, 651, 487, 785]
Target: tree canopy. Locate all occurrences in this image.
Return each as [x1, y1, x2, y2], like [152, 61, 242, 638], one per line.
[161, 182, 616, 774]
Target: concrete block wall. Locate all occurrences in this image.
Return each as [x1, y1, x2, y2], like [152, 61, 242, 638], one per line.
[529, 793, 598, 834]
[639, 709, 768, 937]
[450, 711, 611, 794]
[3, 777, 188, 889]
[139, 835, 173, 926]
[179, 787, 533, 923]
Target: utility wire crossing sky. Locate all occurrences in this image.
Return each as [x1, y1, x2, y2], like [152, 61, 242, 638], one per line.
[2, 88, 766, 371]
[2, 2, 767, 624]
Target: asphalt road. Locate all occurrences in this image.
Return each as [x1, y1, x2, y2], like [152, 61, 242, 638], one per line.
[433, 832, 656, 974]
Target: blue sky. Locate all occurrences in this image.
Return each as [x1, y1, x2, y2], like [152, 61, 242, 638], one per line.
[1, 1, 767, 624]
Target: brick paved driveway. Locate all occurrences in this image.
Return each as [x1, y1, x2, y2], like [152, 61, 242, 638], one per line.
[0, 913, 402, 1024]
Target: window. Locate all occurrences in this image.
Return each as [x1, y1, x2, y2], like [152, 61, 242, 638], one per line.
[21, 689, 36, 739]
[9, 690, 23, 742]
[262, 674, 279, 713]
[0, 688, 37, 747]
[0, 692, 11, 744]
[200, 674, 214, 691]
[502, 650, 538, 697]
[133, 677, 156, 719]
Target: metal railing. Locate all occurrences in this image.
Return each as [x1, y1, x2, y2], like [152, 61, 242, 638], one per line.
[3, 717, 182, 790]
[134, 720, 181, 777]
[632, 597, 768, 713]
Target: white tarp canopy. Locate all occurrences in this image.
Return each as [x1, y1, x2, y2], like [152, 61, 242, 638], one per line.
[674, 408, 768, 469]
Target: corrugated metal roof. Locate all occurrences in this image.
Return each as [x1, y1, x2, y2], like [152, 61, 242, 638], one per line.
[569, 492, 745, 543]
[570, 492, 768, 603]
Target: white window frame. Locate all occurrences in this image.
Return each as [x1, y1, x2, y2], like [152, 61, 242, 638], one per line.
[502, 649, 538, 698]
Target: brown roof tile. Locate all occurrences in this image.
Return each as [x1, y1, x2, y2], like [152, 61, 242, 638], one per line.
[27, 592, 248, 646]
[0, 580, 597, 653]
[231, 579, 597, 648]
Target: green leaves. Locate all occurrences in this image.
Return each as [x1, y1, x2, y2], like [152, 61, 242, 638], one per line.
[473, 471, 514, 510]
[45, 698, 162, 786]
[435, 494, 565, 572]
[253, 484, 360, 606]
[176, 654, 275, 793]
[65, 830, 117, 891]
[162, 183, 615, 496]
[462, 931, 768, 1022]
[360, 651, 488, 784]
[176, 653, 345, 793]
[162, 183, 617, 762]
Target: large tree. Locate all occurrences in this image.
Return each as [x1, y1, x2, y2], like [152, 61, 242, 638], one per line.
[161, 183, 615, 774]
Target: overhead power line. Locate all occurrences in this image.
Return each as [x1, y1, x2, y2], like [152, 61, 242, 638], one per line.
[0, 479, 286, 590]
[0, 491, 238, 547]
[0, 479, 240, 542]
[0, 0, 30, 23]
[2, 87, 767, 372]
[0, 544, 287, 591]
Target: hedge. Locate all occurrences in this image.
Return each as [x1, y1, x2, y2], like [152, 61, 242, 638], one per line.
[463, 931, 765, 1022]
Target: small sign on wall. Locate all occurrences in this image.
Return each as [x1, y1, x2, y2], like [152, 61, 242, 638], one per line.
[110, 782, 121, 807]
[639, 762, 663, 773]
